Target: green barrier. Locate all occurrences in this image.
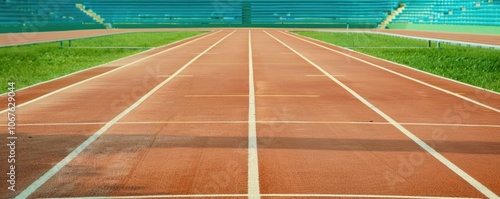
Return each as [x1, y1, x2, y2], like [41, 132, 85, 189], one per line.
[386, 23, 500, 35]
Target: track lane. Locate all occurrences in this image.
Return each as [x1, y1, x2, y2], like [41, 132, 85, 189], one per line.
[252, 30, 488, 198]
[0, 31, 216, 113]
[279, 31, 500, 121]
[23, 30, 252, 198]
[0, 31, 213, 111]
[285, 31, 500, 109]
[0, 30, 231, 199]
[265, 30, 499, 198]
[404, 125, 500, 194]
[248, 30, 261, 199]
[1, 28, 498, 199]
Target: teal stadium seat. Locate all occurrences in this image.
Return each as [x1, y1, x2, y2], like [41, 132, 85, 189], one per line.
[393, 0, 500, 26]
[0, 0, 399, 30]
[0, 0, 499, 33]
[0, 0, 103, 33]
[81, 0, 398, 28]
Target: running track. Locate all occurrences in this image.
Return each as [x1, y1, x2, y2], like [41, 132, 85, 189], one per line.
[0, 29, 499, 199]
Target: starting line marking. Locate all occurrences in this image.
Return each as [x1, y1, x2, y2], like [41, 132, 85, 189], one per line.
[196, 62, 246, 65]
[4, 121, 500, 128]
[157, 75, 193, 78]
[262, 194, 483, 199]
[253, 62, 306, 65]
[184, 94, 319, 98]
[40, 194, 247, 199]
[39, 193, 482, 199]
[307, 74, 345, 77]
[14, 31, 237, 199]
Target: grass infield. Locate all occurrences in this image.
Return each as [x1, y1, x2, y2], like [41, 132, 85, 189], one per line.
[294, 31, 500, 92]
[0, 31, 205, 92]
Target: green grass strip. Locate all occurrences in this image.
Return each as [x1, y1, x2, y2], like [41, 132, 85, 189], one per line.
[294, 31, 500, 92]
[1, 31, 205, 91]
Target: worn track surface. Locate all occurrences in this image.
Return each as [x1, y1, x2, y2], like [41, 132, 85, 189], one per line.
[0, 29, 499, 199]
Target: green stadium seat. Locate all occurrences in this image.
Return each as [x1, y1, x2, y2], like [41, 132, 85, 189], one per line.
[1, 0, 498, 32]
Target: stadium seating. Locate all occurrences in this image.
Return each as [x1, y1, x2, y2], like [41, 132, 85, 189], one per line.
[393, 0, 500, 26]
[0, 0, 103, 33]
[80, 0, 398, 28]
[0, 0, 499, 32]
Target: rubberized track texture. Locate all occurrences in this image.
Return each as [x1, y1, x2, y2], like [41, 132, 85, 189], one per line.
[0, 29, 498, 199]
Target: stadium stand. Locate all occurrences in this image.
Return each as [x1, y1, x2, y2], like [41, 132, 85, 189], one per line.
[81, 0, 397, 29]
[0, 0, 103, 33]
[0, 0, 498, 33]
[393, 0, 500, 26]
[0, 0, 399, 31]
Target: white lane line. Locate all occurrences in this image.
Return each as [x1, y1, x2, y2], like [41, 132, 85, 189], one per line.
[264, 30, 499, 199]
[8, 122, 107, 126]
[184, 94, 319, 98]
[157, 75, 193, 78]
[40, 194, 248, 199]
[39, 193, 482, 199]
[281, 31, 500, 113]
[4, 121, 500, 128]
[15, 30, 236, 199]
[0, 31, 220, 114]
[399, 122, 500, 128]
[248, 30, 261, 199]
[306, 74, 345, 77]
[262, 194, 483, 199]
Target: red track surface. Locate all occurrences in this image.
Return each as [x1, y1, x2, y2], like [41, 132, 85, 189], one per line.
[0, 29, 499, 199]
